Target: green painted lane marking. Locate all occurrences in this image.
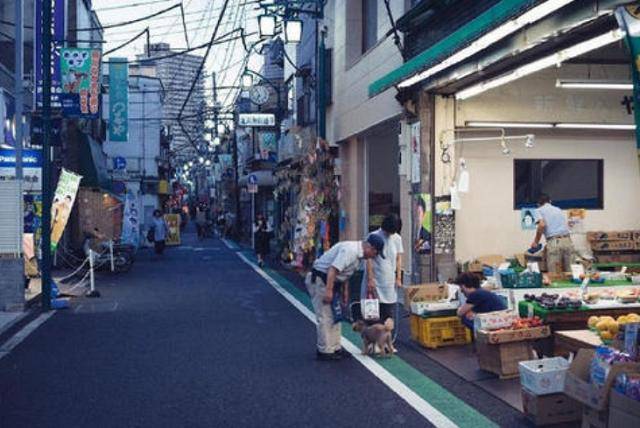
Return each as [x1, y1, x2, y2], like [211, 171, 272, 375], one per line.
[236, 249, 497, 428]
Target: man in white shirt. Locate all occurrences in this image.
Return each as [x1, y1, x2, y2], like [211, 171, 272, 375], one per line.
[531, 194, 577, 273]
[362, 214, 404, 324]
[305, 235, 384, 361]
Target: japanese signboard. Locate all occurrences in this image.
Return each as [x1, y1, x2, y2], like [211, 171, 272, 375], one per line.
[0, 149, 43, 192]
[108, 58, 129, 141]
[60, 48, 102, 118]
[34, 0, 65, 109]
[51, 169, 82, 251]
[258, 131, 277, 161]
[238, 113, 276, 127]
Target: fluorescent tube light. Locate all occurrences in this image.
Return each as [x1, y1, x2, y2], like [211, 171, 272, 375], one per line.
[555, 123, 635, 130]
[456, 30, 623, 100]
[466, 121, 554, 128]
[556, 79, 633, 90]
[397, 0, 577, 89]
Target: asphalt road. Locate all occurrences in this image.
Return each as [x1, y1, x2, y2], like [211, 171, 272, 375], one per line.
[0, 232, 437, 428]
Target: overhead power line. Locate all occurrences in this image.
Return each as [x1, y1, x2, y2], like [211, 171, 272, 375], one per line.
[94, 0, 174, 12]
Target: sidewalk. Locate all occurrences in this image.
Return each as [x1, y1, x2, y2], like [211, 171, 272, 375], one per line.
[228, 239, 530, 426]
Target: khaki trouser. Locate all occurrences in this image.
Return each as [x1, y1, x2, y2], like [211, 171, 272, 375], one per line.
[546, 236, 576, 273]
[305, 272, 341, 353]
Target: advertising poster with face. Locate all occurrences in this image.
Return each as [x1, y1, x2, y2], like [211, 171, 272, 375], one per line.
[121, 187, 141, 247]
[415, 193, 432, 254]
[51, 169, 82, 251]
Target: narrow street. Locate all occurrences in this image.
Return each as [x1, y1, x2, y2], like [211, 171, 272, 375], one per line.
[0, 229, 531, 428]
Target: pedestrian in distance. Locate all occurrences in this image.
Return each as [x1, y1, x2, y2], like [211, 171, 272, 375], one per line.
[195, 204, 207, 240]
[530, 193, 578, 273]
[253, 213, 272, 267]
[361, 214, 404, 331]
[305, 234, 384, 361]
[150, 209, 169, 256]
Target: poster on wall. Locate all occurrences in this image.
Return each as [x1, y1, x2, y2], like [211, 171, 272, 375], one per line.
[108, 58, 129, 141]
[164, 214, 181, 246]
[121, 187, 140, 248]
[410, 122, 421, 184]
[521, 208, 537, 230]
[258, 131, 277, 161]
[414, 193, 432, 254]
[51, 169, 82, 251]
[60, 48, 102, 118]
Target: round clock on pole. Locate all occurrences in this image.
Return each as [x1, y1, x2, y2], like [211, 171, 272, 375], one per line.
[249, 85, 270, 106]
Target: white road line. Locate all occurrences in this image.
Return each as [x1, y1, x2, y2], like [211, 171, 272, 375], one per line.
[235, 252, 458, 428]
[0, 312, 56, 361]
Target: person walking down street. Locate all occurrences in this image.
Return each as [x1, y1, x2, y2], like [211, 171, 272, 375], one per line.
[305, 235, 384, 361]
[530, 194, 577, 273]
[195, 205, 208, 240]
[253, 214, 272, 267]
[151, 210, 169, 256]
[361, 214, 404, 327]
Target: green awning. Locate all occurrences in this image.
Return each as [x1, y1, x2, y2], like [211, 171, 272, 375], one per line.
[368, 0, 536, 97]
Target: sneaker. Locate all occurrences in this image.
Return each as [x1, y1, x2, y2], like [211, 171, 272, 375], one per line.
[316, 351, 342, 361]
[258, 260, 264, 268]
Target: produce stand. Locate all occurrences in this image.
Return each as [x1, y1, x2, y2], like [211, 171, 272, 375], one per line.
[518, 300, 640, 331]
[553, 330, 602, 357]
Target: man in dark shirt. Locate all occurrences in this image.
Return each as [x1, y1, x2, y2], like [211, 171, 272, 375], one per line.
[455, 272, 507, 330]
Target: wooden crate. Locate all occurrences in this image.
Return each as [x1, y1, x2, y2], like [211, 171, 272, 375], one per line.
[476, 340, 533, 379]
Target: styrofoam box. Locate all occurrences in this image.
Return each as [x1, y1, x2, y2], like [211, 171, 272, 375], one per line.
[519, 357, 570, 395]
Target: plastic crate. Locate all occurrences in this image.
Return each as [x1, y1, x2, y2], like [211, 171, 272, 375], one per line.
[519, 357, 570, 395]
[500, 271, 518, 288]
[409, 314, 421, 341]
[417, 316, 471, 349]
[502, 272, 542, 288]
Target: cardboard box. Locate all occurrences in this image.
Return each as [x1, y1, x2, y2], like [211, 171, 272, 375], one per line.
[467, 261, 483, 273]
[476, 254, 506, 267]
[476, 325, 550, 344]
[591, 241, 636, 252]
[608, 390, 640, 428]
[563, 349, 640, 411]
[473, 310, 519, 331]
[521, 389, 582, 426]
[477, 340, 533, 379]
[403, 283, 448, 308]
[596, 253, 640, 264]
[587, 231, 633, 242]
[582, 406, 609, 428]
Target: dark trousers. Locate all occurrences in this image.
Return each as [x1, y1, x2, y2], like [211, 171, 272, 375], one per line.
[461, 316, 474, 330]
[154, 240, 166, 255]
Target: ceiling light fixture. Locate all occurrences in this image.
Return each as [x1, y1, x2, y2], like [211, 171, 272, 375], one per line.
[556, 79, 633, 90]
[456, 30, 623, 100]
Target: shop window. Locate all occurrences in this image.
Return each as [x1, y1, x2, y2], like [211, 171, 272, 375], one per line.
[514, 159, 603, 210]
[362, 0, 378, 54]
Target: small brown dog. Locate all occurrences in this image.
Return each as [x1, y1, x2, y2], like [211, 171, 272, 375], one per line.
[352, 318, 396, 356]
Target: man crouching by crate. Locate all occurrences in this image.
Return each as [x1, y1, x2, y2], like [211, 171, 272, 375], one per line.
[455, 272, 506, 330]
[305, 235, 384, 361]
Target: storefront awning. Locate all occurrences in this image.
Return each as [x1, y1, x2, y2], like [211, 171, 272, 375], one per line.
[369, 0, 574, 97]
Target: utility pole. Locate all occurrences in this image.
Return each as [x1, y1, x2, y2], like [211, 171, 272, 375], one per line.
[14, 0, 23, 180]
[212, 72, 219, 133]
[232, 114, 241, 239]
[41, 0, 53, 311]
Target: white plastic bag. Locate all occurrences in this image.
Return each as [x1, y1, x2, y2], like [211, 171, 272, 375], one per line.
[362, 298, 380, 321]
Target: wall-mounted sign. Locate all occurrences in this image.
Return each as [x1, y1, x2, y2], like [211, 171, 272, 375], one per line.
[113, 156, 127, 171]
[238, 113, 276, 127]
[108, 58, 129, 141]
[34, 0, 65, 109]
[60, 48, 102, 118]
[0, 149, 43, 191]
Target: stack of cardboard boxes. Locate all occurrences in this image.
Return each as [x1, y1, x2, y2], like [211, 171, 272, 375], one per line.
[588, 231, 640, 264]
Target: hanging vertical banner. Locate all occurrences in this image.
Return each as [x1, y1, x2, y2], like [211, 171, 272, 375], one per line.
[616, 5, 640, 148]
[410, 122, 421, 184]
[60, 48, 102, 118]
[415, 193, 432, 254]
[108, 58, 129, 141]
[34, 0, 65, 109]
[51, 169, 82, 251]
[121, 187, 141, 248]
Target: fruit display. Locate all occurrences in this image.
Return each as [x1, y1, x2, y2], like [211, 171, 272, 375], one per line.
[510, 316, 543, 329]
[588, 313, 640, 342]
[523, 293, 582, 310]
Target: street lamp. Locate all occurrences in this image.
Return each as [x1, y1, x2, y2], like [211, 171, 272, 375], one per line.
[259, 14, 277, 38]
[217, 123, 226, 135]
[189, 161, 194, 167]
[284, 19, 303, 44]
[205, 159, 212, 167]
[241, 72, 254, 90]
[213, 136, 221, 146]
[198, 156, 205, 164]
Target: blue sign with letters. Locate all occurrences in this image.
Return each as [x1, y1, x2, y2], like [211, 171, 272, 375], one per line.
[0, 149, 43, 167]
[113, 156, 127, 170]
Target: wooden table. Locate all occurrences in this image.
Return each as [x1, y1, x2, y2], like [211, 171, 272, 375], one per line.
[554, 330, 602, 357]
